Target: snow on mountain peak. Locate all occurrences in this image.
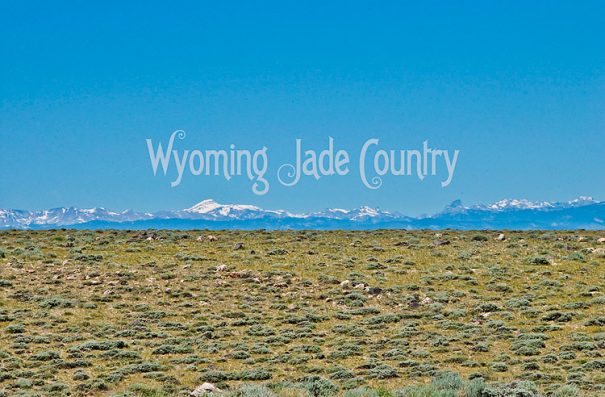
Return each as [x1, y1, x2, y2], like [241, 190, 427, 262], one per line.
[326, 208, 349, 214]
[488, 199, 554, 210]
[355, 206, 380, 216]
[569, 196, 596, 206]
[185, 199, 265, 218]
[438, 196, 601, 215]
[484, 196, 598, 211]
[186, 199, 222, 213]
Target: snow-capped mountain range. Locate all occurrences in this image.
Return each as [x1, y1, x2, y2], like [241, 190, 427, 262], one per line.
[183, 199, 295, 219]
[440, 196, 599, 214]
[0, 197, 603, 230]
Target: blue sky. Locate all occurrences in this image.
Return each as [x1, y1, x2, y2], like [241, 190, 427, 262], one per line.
[1, 1, 603, 215]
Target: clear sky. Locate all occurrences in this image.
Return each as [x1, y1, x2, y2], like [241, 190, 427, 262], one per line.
[1, 1, 603, 215]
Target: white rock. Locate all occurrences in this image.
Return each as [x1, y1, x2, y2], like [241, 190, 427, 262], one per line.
[191, 382, 222, 396]
[216, 264, 227, 272]
[340, 280, 351, 288]
[593, 248, 605, 257]
[597, 237, 605, 244]
[496, 233, 506, 241]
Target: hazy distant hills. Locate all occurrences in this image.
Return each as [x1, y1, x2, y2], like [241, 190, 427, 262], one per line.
[1, 197, 603, 230]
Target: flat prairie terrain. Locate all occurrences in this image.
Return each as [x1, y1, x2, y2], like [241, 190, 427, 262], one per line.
[0, 230, 603, 397]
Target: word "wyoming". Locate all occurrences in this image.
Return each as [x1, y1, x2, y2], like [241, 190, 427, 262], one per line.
[146, 130, 269, 195]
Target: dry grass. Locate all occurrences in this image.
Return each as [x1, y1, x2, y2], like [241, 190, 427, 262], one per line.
[0, 230, 603, 396]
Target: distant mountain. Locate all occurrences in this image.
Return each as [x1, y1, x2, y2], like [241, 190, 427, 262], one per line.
[181, 199, 293, 219]
[440, 196, 599, 214]
[423, 197, 604, 230]
[1, 197, 603, 230]
[0, 207, 153, 228]
[308, 205, 400, 221]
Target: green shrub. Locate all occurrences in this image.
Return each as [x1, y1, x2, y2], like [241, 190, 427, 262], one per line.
[528, 256, 551, 265]
[31, 350, 60, 361]
[481, 381, 539, 397]
[296, 376, 338, 397]
[395, 372, 485, 397]
[225, 385, 277, 397]
[343, 388, 380, 397]
[552, 384, 581, 397]
[491, 362, 508, 372]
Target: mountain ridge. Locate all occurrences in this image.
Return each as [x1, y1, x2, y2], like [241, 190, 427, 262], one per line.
[1, 196, 603, 230]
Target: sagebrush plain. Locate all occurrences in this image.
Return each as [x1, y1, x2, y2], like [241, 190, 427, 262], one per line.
[0, 230, 603, 397]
